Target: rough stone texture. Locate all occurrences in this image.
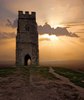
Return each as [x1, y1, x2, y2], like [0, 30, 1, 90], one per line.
[16, 11, 39, 66]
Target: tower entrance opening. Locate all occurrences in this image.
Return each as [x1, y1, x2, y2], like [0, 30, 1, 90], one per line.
[24, 54, 31, 66]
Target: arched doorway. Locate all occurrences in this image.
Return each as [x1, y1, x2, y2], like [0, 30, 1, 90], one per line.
[24, 54, 32, 66]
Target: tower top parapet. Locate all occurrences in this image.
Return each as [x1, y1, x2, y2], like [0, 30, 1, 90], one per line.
[18, 11, 36, 20]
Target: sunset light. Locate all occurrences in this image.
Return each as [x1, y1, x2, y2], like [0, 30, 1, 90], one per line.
[0, 0, 84, 99]
[39, 34, 59, 41]
[0, 0, 84, 64]
[49, 22, 64, 28]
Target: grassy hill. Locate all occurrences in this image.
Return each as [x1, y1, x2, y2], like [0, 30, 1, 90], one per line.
[0, 66, 84, 100]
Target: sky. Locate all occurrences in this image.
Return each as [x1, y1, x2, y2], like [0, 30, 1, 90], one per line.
[0, 0, 84, 64]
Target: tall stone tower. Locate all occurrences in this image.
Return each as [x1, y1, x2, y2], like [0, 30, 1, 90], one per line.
[16, 11, 39, 66]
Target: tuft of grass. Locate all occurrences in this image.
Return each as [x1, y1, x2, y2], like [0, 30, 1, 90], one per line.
[30, 67, 57, 80]
[53, 67, 84, 88]
[0, 67, 16, 77]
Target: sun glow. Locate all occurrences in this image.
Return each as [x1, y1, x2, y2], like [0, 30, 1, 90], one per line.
[48, 19, 64, 28]
[39, 34, 59, 41]
[50, 35, 58, 41]
[51, 24, 64, 29]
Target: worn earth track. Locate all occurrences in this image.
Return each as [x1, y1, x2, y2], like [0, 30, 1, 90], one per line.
[0, 67, 84, 100]
[49, 67, 84, 98]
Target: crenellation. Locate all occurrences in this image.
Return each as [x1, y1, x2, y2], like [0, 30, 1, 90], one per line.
[18, 11, 23, 15]
[25, 11, 29, 14]
[16, 11, 39, 66]
[18, 11, 36, 20]
[31, 12, 36, 16]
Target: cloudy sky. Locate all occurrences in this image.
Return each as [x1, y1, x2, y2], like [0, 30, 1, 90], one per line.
[0, 0, 84, 63]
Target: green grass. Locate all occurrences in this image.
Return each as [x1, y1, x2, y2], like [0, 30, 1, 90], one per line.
[30, 67, 57, 80]
[53, 67, 84, 88]
[0, 66, 56, 80]
[19, 67, 30, 76]
[0, 67, 16, 77]
[0, 66, 84, 88]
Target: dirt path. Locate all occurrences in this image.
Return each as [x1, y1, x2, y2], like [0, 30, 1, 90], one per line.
[49, 67, 84, 97]
[0, 67, 84, 100]
[49, 67, 70, 83]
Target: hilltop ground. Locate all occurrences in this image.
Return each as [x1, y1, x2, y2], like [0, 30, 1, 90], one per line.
[0, 66, 84, 100]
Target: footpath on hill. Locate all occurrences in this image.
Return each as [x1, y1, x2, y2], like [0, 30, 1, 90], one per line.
[0, 66, 84, 100]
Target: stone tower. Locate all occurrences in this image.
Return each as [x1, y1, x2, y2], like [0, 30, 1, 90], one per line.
[16, 11, 39, 66]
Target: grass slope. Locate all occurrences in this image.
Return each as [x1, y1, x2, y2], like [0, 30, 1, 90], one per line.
[53, 67, 84, 88]
[0, 66, 84, 88]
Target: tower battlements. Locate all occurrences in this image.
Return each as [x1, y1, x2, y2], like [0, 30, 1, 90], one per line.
[16, 11, 39, 66]
[18, 11, 36, 20]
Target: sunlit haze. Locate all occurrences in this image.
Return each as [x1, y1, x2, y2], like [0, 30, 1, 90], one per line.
[0, 0, 84, 66]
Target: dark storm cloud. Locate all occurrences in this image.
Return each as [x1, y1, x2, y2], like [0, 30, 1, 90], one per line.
[6, 19, 79, 37]
[38, 23, 79, 37]
[6, 19, 17, 28]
